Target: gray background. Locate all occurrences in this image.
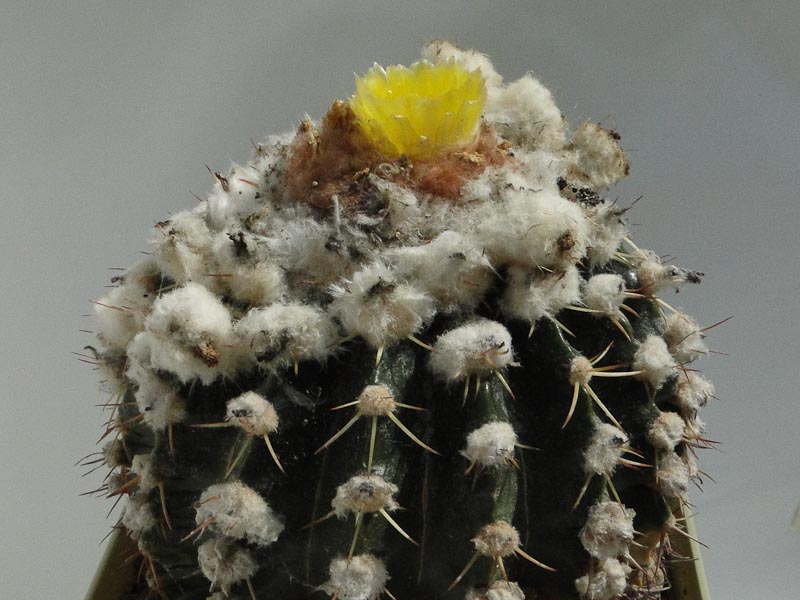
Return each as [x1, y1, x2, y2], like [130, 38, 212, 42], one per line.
[2, 1, 797, 598]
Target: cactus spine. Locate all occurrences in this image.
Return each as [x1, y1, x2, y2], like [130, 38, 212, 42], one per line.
[86, 42, 715, 600]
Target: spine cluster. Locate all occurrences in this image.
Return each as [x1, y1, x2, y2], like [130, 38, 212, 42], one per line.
[84, 42, 716, 600]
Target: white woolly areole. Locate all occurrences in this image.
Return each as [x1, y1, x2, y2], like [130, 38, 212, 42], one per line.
[664, 313, 708, 364]
[321, 554, 388, 600]
[632, 335, 674, 390]
[150, 208, 213, 284]
[121, 494, 157, 538]
[93, 258, 159, 350]
[330, 262, 436, 348]
[574, 557, 631, 600]
[579, 501, 636, 560]
[146, 283, 232, 345]
[196, 481, 284, 547]
[356, 385, 396, 416]
[473, 521, 520, 557]
[197, 537, 257, 595]
[486, 73, 566, 151]
[569, 355, 594, 387]
[475, 189, 588, 270]
[583, 423, 627, 475]
[657, 451, 690, 498]
[636, 252, 697, 296]
[465, 580, 526, 600]
[582, 273, 626, 316]
[134, 371, 186, 431]
[566, 122, 628, 190]
[647, 411, 686, 451]
[206, 163, 266, 229]
[127, 331, 228, 386]
[235, 302, 336, 368]
[500, 265, 581, 323]
[584, 203, 628, 267]
[226, 391, 279, 436]
[462, 421, 518, 468]
[130, 454, 157, 493]
[332, 474, 399, 517]
[429, 320, 514, 381]
[387, 231, 495, 312]
[225, 262, 287, 308]
[133, 283, 235, 383]
[268, 216, 354, 292]
[672, 372, 715, 417]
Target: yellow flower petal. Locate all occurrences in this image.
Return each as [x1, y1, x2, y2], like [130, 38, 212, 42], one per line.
[350, 59, 486, 161]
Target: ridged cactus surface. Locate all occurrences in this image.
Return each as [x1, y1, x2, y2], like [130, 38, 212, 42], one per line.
[86, 42, 716, 600]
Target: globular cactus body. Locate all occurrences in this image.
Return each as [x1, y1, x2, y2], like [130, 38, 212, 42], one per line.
[87, 42, 715, 600]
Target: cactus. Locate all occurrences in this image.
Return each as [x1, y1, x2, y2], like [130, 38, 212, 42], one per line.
[85, 42, 717, 600]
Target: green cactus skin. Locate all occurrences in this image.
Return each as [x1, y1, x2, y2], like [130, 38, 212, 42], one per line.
[86, 44, 715, 600]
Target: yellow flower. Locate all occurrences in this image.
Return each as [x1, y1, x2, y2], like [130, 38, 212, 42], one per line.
[350, 59, 486, 161]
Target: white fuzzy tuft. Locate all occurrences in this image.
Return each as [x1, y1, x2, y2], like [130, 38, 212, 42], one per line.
[582, 273, 626, 316]
[574, 557, 631, 600]
[636, 252, 700, 296]
[585, 203, 628, 266]
[486, 74, 566, 151]
[466, 580, 526, 600]
[197, 537, 257, 595]
[579, 501, 635, 560]
[225, 262, 287, 308]
[672, 372, 715, 417]
[93, 258, 160, 350]
[475, 188, 588, 270]
[664, 313, 708, 364]
[226, 391, 279, 436]
[321, 554, 388, 600]
[196, 481, 284, 547]
[206, 163, 266, 230]
[146, 283, 232, 344]
[656, 451, 690, 498]
[133, 283, 234, 384]
[569, 355, 594, 387]
[387, 231, 495, 312]
[583, 423, 627, 475]
[632, 335, 674, 390]
[462, 421, 518, 468]
[356, 385, 396, 416]
[429, 320, 514, 381]
[332, 474, 399, 517]
[566, 122, 628, 190]
[128, 331, 223, 386]
[130, 454, 157, 493]
[330, 262, 436, 348]
[133, 371, 186, 431]
[647, 411, 686, 451]
[500, 265, 581, 323]
[473, 521, 520, 557]
[268, 216, 354, 293]
[150, 208, 214, 284]
[121, 494, 157, 538]
[235, 302, 337, 369]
